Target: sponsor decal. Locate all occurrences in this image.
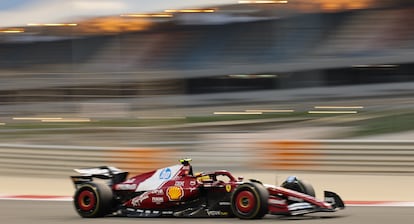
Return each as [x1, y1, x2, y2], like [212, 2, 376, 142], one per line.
[115, 184, 137, 190]
[159, 168, 172, 180]
[167, 186, 183, 201]
[207, 210, 228, 216]
[162, 211, 173, 215]
[190, 180, 196, 186]
[151, 189, 164, 195]
[207, 210, 221, 216]
[225, 184, 232, 192]
[175, 181, 185, 186]
[136, 165, 181, 192]
[219, 201, 231, 206]
[152, 197, 164, 204]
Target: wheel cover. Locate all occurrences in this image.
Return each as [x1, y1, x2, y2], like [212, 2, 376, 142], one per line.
[78, 190, 96, 211]
[235, 190, 256, 213]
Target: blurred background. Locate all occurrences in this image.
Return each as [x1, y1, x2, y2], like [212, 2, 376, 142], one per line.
[0, 0, 414, 181]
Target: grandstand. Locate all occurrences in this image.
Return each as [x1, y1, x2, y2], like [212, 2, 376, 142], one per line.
[0, 1, 414, 118]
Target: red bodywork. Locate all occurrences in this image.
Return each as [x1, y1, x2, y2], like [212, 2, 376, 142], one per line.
[113, 165, 239, 210]
[266, 185, 333, 215]
[72, 164, 344, 218]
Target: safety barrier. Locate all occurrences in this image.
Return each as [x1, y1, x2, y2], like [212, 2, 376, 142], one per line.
[0, 144, 178, 176]
[254, 140, 414, 173]
[0, 140, 414, 177]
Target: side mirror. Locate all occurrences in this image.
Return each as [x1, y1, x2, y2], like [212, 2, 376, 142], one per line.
[237, 176, 244, 182]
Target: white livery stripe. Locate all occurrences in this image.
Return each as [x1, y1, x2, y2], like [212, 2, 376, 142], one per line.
[136, 164, 181, 192]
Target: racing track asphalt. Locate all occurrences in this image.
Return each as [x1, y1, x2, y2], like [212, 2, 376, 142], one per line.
[1, 200, 414, 224]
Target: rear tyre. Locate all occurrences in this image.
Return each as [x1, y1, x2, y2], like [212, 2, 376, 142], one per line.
[73, 182, 114, 218]
[230, 182, 269, 219]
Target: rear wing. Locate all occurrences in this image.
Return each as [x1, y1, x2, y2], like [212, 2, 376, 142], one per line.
[70, 166, 128, 188]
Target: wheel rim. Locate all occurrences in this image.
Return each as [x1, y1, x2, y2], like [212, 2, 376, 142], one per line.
[235, 190, 256, 213]
[78, 190, 96, 211]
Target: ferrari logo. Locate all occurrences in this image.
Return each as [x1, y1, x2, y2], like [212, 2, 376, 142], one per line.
[225, 184, 232, 192]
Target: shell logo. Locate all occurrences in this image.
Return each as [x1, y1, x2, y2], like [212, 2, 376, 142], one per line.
[167, 186, 183, 201]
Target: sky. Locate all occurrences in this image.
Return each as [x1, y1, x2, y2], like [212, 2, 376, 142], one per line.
[0, 0, 237, 27]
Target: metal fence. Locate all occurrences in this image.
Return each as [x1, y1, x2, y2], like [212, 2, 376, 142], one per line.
[1, 140, 414, 177]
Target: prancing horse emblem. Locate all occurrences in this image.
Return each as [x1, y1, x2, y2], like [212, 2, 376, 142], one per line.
[225, 184, 231, 192]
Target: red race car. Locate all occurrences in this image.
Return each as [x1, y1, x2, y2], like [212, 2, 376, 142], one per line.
[71, 159, 344, 219]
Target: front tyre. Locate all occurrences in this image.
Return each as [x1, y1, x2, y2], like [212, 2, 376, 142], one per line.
[73, 182, 114, 218]
[230, 182, 269, 219]
[281, 176, 315, 197]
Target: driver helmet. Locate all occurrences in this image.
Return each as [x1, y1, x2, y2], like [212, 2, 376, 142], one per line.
[179, 158, 192, 166]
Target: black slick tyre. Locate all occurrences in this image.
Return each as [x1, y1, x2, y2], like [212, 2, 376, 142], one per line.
[230, 182, 269, 219]
[73, 182, 114, 218]
[281, 177, 315, 197]
[300, 180, 315, 197]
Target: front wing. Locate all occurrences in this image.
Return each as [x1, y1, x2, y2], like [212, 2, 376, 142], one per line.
[267, 186, 345, 216]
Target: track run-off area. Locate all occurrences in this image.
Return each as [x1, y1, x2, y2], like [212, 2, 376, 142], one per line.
[1, 199, 414, 224]
[3, 173, 414, 224]
[2, 171, 414, 224]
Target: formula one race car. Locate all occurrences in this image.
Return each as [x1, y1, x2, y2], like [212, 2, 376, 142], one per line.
[71, 159, 344, 219]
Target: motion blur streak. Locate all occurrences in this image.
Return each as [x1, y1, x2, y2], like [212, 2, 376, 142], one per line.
[1, 2, 414, 223]
[308, 111, 358, 114]
[110, 148, 179, 174]
[164, 9, 216, 13]
[41, 118, 91, 122]
[238, 0, 288, 4]
[313, 106, 364, 109]
[27, 23, 78, 26]
[245, 109, 295, 113]
[13, 117, 63, 120]
[0, 29, 24, 33]
[214, 112, 263, 115]
[120, 13, 173, 18]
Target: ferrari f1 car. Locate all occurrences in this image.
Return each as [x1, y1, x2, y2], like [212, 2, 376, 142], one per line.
[71, 160, 344, 219]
